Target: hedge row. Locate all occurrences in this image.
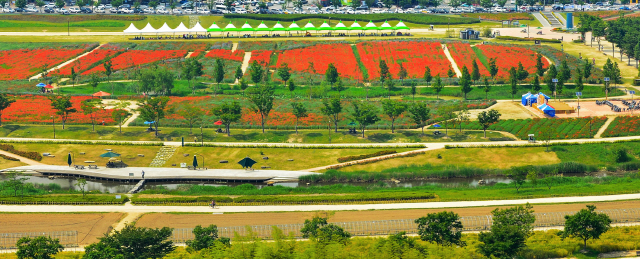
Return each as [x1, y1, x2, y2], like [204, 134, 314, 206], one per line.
[337, 150, 397, 163]
[183, 143, 426, 149]
[0, 154, 19, 161]
[132, 192, 435, 205]
[0, 195, 129, 204]
[224, 14, 479, 25]
[496, 36, 562, 43]
[0, 140, 163, 146]
[0, 144, 42, 161]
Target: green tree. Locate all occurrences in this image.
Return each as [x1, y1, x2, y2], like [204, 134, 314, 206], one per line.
[186, 225, 229, 252]
[432, 76, 444, 99]
[325, 63, 339, 87]
[80, 99, 104, 132]
[482, 77, 491, 100]
[138, 97, 170, 137]
[291, 102, 308, 135]
[423, 66, 432, 84]
[471, 61, 481, 84]
[15, 0, 26, 9]
[235, 66, 243, 82]
[583, 59, 592, 79]
[301, 216, 351, 245]
[508, 165, 529, 193]
[440, 104, 458, 135]
[75, 178, 87, 197]
[559, 59, 571, 81]
[382, 99, 408, 133]
[545, 64, 558, 87]
[212, 58, 224, 96]
[16, 236, 64, 259]
[89, 73, 101, 94]
[533, 76, 541, 93]
[397, 63, 408, 82]
[447, 66, 455, 79]
[211, 101, 242, 137]
[408, 102, 430, 136]
[516, 61, 529, 82]
[138, 67, 175, 96]
[182, 58, 204, 95]
[277, 63, 291, 85]
[459, 66, 472, 100]
[575, 68, 584, 93]
[287, 79, 296, 97]
[239, 79, 249, 96]
[0, 94, 15, 126]
[247, 84, 275, 134]
[103, 60, 113, 95]
[350, 100, 380, 138]
[477, 109, 501, 138]
[561, 205, 612, 249]
[379, 60, 390, 85]
[321, 96, 342, 133]
[535, 54, 546, 77]
[415, 211, 465, 247]
[249, 60, 263, 84]
[177, 104, 202, 134]
[385, 79, 395, 99]
[5, 171, 28, 197]
[110, 100, 130, 134]
[49, 95, 77, 129]
[488, 57, 498, 80]
[83, 224, 174, 259]
[70, 67, 77, 88]
[410, 81, 417, 102]
[478, 203, 535, 258]
[509, 67, 518, 101]
[35, 0, 45, 11]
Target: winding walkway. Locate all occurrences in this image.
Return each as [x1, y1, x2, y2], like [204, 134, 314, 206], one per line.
[441, 44, 462, 77]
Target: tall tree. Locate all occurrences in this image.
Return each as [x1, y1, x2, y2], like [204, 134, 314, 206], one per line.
[183, 58, 203, 95]
[482, 77, 492, 100]
[382, 99, 408, 133]
[559, 59, 571, 81]
[138, 67, 175, 96]
[575, 68, 584, 93]
[70, 67, 77, 88]
[16, 236, 64, 259]
[509, 67, 518, 101]
[325, 63, 339, 87]
[249, 60, 263, 84]
[48, 95, 77, 129]
[89, 73, 101, 94]
[583, 59, 592, 80]
[0, 94, 15, 126]
[185, 225, 229, 252]
[177, 105, 202, 134]
[211, 101, 242, 136]
[138, 97, 170, 137]
[408, 102, 431, 136]
[471, 61, 481, 84]
[350, 100, 380, 138]
[561, 205, 612, 249]
[320, 96, 342, 133]
[379, 60, 390, 85]
[532, 76, 541, 93]
[277, 63, 291, 86]
[478, 109, 501, 138]
[235, 66, 243, 82]
[83, 223, 174, 259]
[478, 204, 535, 258]
[247, 84, 275, 134]
[488, 57, 498, 81]
[213, 58, 224, 96]
[415, 211, 465, 247]
[459, 66, 472, 100]
[111, 101, 131, 134]
[287, 80, 296, 97]
[423, 66, 432, 84]
[447, 66, 455, 79]
[410, 81, 417, 102]
[103, 60, 113, 95]
[290, 102, 308, 135]
[397, 63, 408, 82]
[535, 54, 546, 77]
[80, 99, 104, 132]
[516, 61, 529, 82]
[432, 76, 444, 100]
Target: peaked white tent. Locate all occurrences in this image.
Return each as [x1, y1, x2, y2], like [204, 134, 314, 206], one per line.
[393, 20, 410, 30]
[173, 22, 190, 33]
[271, 21, 285, 32]
[287, 22, 301, 31]
[241, 22, 254, 32]
[188, 21, 207, 33]
[138, 23, 158, 34]
[348, 20, 362, 30]
[363, 21, 378, 30]
[208, 22, 222, 32]
[156, 23, 173, 33]
[123, 23, 141, 34]
[256, 21, 270, 32]
[223, 23, 238, 31]
[379, 20, 393, 30]
[318, 21, 332, 31]
[303, 22, 317, 31]
[333, 20, 348, 30]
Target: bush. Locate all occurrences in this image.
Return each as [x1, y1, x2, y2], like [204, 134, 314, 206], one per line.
[496, 36, 562, 43]
[337, 150, 397, 163]
[0, 144, 42, 161]
[0, 154, 19, 161]
[223, 14, 479, 25]
[0, 194, 128, 204]
[614, 148, 631, 163]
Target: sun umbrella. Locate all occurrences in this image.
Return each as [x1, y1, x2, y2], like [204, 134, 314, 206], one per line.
[347, 121, 357, 126]
[214, 120, 223, 125]
[192, 155, 198, 168]
[100, 151, 121, 158]
[144, 121, 155, 125]
[44, 84, 54, 89]
[92, 91, 111, 97]
[36, 83, 46, 87]
[67, 153, 72, 167]
[432, 124, 442, 128]
[238, 156, 257, 169]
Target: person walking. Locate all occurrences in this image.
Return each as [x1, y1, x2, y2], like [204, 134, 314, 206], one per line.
[141, 170, 145, 179]
[210, 200, 216, 209]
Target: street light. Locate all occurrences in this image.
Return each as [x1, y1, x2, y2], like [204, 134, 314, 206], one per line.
[604, 77, 610, 100]
[50, 115, 55, 139]
[552, 78, 558, 101]
[200, 126, 204, 147]
[576, 91, 582, 117]
[194, 153, 205, 169]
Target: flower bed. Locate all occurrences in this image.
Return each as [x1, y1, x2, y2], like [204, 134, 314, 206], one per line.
[249, 50, 273, 66]
[82, 50, 187, 75]
[460, 13, 534, 21]
[453, 117, 607, 140]
[3, 95, 120, 125]
[446, 42, 489, 77]
[356, 40, 449, 79]
[0, 48, 88, 80]
[276, 43, 362, 80]
[52, 45, 124, 76]
[475, 44, 549, 79]
[204, 49, 245, 62]
[337, 150, 397, 163]
[601, 116, 640, 137]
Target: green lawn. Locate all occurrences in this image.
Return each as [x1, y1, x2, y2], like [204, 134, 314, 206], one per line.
[420, 83, 624, 100]
[0, 125, 512, 144]
[59, 80, 210, 97]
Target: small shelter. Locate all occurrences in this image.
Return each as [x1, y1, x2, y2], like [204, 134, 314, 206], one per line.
[156, 22, 173, 34]
[537, 103, 556, 117]
[240, 22, 254, 33]
[123, 23, 141, 34]
[287, 21, 301, 31]
[363, 20, 378, 31]
[138, 23, 158, 34]
[100, 151, 121, 158]
[379, 20, 393, 31]
[208, 22, 223, 32]
[460, 28, 479, 40]
[173, 22, 190, 33]
[238, 156, 257, 169]
[187, 21, 207, 34]
[393, 20, 410, 30]
[271, 21, 286, 32]
[256, 21, 271, 34]
[318, 21, 332, 31]
[348, 20, 362, 31]
[93, 91, 111, 97]
[223, 23, 239, 32]
[303, 22, 317, 31]
[333, 20, 348, 31]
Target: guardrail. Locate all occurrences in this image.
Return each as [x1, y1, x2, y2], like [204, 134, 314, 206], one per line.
[0, 231, 78, 250]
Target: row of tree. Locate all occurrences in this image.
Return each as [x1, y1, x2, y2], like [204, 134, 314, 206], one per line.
[16, 204, 613, 259]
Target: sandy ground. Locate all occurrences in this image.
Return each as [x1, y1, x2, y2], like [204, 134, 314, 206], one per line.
[0, 213, 123, 245]
[135, 200, 640, 229]
[468, 101, 535, 120]
[493, 27, 581, 42]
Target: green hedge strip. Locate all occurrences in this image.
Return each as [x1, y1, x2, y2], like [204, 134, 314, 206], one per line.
[224, 14, 479, 25]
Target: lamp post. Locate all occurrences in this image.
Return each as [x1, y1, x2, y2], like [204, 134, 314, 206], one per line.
[50, 116, 55, 139]
[195, 153, 205, 169]
[200, 126, 204, 147]
[604, 77, 610, 100]
[631, 90, 636, 115]
[552, 78, 558, 101]
[576, 91, 582, 117]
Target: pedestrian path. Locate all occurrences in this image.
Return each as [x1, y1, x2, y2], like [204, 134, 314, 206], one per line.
[532, 12, 552, 27]
[149, 146, 177, 167]
[540, 11, 562, 27]
[594, 116, 615, 138]
[29, 44, 105, 81]
[441, 44, 461, 77]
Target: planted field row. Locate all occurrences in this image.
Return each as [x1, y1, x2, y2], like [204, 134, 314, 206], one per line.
[0, 43, 97, 80]
[0, 194, 129, 204]
[602, 115, 640, 138]
[4, 95, 122, 125]
[452, 117, 607, 140]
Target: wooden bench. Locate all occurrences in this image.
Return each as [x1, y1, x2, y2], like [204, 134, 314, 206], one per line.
[219, 160, 228, 163]
[261, 166, 271, 169]
[88, 165, 98, 169]
[74, 165, 85, 170]
[187, 166, 195, 170]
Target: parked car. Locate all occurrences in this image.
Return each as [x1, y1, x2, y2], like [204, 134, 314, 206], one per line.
[69, 7, 80, 13]
[183, 8, 195, 13]
[59, 8, 70, 14]
[156, 8, 169, 13]
[109, 7, 118, 12]
[95, 7, 106, 13]
[25, 7, 39, 12]
[3, 7, 15, 12]
[44, 7, 55, 13]
[80, 6, 92, 13]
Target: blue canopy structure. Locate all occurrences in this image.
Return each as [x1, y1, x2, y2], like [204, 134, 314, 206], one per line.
[537, 92, 551, 100]
[143, 121, 156, 124]
[36, 83, 46, 87]
[521, 92, 533, 106]
[538, 103, 556, 117]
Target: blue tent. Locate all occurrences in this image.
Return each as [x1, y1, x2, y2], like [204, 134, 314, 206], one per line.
[538, 103, 555, 117]
[521, 92, 533, 106]
[36, 83, 46, 87]
[537, 92, 551, 100]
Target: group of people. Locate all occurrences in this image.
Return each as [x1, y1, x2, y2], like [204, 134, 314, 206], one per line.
[260, 34, 283, 38]
[132, 34, 212, 40]
[596, 100, 639, 112]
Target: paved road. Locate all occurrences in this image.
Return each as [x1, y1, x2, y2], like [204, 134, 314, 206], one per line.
[3, 193, 640, 213]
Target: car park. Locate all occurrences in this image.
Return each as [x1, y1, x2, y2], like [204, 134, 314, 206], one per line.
[80, 6, 93, 13]
[59, 8, 70, 14]
[69, 7, 80, 13]
[3, 7, 15, 12]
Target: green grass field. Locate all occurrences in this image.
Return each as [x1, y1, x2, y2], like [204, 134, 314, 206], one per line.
[5, 143, 160, 167]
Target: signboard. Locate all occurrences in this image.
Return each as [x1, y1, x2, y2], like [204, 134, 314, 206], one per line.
[115, 195, 121, 199]
[129, 173, 134, 177]
[502, 20, 510, 25]
[577, 106, 581, 109]
[631, 91, 636, 95]
[534, 40, 541, 45]
[552, 79, 558, 83]
[513, 21, 520, 26]
[604, 77, 610, 82]
[576, 92, 582, 96]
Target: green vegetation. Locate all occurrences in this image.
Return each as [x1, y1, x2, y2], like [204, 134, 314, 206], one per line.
[451, 117, 607, 140]
[224, 14, 480, 25]
[0, 194, 128, 204]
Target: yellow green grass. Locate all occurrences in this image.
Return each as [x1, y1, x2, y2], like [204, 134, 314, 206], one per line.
[7, 143, 160, 167]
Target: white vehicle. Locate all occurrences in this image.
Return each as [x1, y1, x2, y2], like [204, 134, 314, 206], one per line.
[69, 7, 80, 13]
[494, 7, 505, 12]
[143, 7, 155, 13]
[59, 8, 70, 14]
[120, 8, 134, 13]
[196, 7, 208, 13]
[234, 7, 247, 13]
[355, 9, 368, 14]
[156, 8, 169, 13]
[172, 8, 182, 14]
[105, 4, 112, 8]
[3, 7, 15, 12]
[44, 3, 55, 8]
[24, 7, 38, 12]
[183, 8, 196, 13]
[109, 7, 117, 12]
[95, 7, 105, 13]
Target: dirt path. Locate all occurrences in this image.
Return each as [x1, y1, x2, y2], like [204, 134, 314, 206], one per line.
[595, 116, 616, 138]
[303, 148, 430, 172]
[0, 150, 44, 166]
[236, 51, 252, 84]
[30, 44, 105, 81]
[231, 42, 238, 52]
[101, 99, 140, 127]
[113, 212, 142, 231]
[441, 44, 461, 77]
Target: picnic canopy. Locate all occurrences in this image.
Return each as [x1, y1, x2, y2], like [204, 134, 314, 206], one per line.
[156, 22, 173, 33]
[256, 21, 271, 32]
[363, 21, 378, 30]
[271, 21, 286, 31]
[393, 20, 410, 30]
[188, 21, 207, 33]
[238, 156, 257, 169]
[379, 20, 393, 30]
[318, 21, 332, 31]
[223, 23, 239, 32]
[303, 22, 317, 31]
[348, 20, 362, 30]
[36, 83, 46, 87]
[138, 23, 158, 34]
[240, 22, 254, 32]
[93, 91, 111, 97]
[100, 151, 121, 158]
[538, 103, 556, 117]
[287, 22, 301, 31]
[123, 23, 141, 34]
[173, 22, 190, 33]
[44, 84, 54, 89]
[333, 20, 348, 30]
[208, 22, 222, 32]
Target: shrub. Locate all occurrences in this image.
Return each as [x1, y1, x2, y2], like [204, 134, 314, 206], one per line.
[0, 144, 42, 161]
[337, 150, 397, 163]
[496, 36, 562, 43]
[0, 154, 19, 161]
[223, 14, 479, 25]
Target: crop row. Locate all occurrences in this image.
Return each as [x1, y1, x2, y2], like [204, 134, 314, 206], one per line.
[453, 117, 607, 140]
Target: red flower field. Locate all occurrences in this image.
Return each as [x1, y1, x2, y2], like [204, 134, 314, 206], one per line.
[204, 49, 245, 62]
[242, 111, 325, 126]
[53, 46, 123, 76]
[356, 41, 449, 79]
[0, 48, 87, 80]
[475, 44, 549, 78]
[276, 43, 362, 80]
[249, 50, 273, 66]
[3, 95, 118, 124]
[83, 50, 188, 75]
[446, 42, 490, 77]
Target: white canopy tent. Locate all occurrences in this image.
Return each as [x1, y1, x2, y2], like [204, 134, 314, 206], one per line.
[156, 23, 173, 33]
[123, 23, 141, 34]
[173, 22, 190, 33]
[208, 22, 222, 32]
[379, 21, 393, 31]
[138, 23, 158, 34]
[318, 21, 332, 32]
[187, 21, 207, 34]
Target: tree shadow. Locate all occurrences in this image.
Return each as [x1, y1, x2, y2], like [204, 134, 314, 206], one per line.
[306, 133, 323, 138]
[232, 133, 259, 141]
[367, 133, 395, 143]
